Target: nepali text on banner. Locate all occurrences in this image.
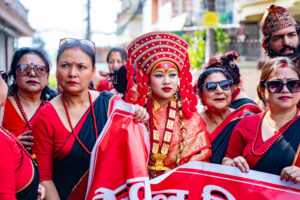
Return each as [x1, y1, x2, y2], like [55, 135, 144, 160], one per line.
[85, 101, 300, 200]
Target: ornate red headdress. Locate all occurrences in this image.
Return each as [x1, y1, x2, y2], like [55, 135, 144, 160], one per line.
[261, 5, 296, 37]
[126, 31, 197, 118]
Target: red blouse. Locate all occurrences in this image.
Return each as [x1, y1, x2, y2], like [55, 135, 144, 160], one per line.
[2, 97, 43, 137]
[0, 127, 35, 199]
[225, 111, 300, 168]
[32, 94, 119, 183]
[32, 103, 90, 182]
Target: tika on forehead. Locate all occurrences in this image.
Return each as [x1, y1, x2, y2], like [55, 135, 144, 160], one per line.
[152, 61, 178, 75]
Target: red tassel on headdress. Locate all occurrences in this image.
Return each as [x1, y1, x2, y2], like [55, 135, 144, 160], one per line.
[182, 100, 193, 119]
[180, 90, 187, 100]
[126, 58, 135, 104]
[138, 97, 147, 107]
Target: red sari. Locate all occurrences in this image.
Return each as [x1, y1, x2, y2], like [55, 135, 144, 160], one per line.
[32, 91, 120, 200]
[207, 109, 250, 164]
[226, 110, 300, 175]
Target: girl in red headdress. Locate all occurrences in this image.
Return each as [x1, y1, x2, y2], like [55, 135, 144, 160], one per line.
[126, 31, 211, 178]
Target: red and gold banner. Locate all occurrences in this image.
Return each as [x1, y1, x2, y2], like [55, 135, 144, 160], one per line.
[86, 101, 300, 200]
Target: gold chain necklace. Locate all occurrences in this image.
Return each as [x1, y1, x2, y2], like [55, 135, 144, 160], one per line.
[206, 111, 221, 126]
[265, 110, 297, 132]
[265, 112, 279, 131]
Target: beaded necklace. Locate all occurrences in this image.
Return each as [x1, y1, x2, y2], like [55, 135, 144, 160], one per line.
[61, 91, 98, 155]
[251, 109, 299, 156]
[0, 126, 37, 166]
[13, 93, 45, 130]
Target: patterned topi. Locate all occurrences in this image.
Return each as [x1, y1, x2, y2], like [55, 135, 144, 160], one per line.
[261, 4, 296, 37]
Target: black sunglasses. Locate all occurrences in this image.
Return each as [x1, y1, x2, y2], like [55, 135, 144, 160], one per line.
[202, 80, 232, 93]
[17, 64, 48, 77]
[263, 80, 300, 93]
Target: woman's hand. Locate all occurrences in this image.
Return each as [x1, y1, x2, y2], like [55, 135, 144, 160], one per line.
[222, 156, 249, 172]
[134, 104, 149, 123]
[40, 180, 60, 200]
[281, 166, 300, 184]
[37, 184, 45, 200]
[18, 130, 34, 151]
[232, 156, 250, 172]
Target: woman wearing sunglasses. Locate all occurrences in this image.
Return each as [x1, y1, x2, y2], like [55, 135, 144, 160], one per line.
[222, 57, 300, 183]
[32, 38, 148, 200]
[2, 47, 57, 150]
[126, 31, 211, 179]
[205, 51, 261, 114]
[0, 76, 45, 200]
[198, 68, 251, 164]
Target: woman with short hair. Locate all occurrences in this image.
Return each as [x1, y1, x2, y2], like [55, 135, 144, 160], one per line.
[197, 68, 251, 164]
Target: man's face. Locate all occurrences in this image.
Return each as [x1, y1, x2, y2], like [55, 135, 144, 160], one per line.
[268, 26, 299, 57]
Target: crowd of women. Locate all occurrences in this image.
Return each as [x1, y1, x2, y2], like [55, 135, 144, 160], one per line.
[0, 31, 299, 200]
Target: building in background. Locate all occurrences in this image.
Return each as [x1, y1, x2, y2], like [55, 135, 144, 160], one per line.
[116, 0, 145, 46]
[116, 0, 237, 49]
[116, 0, 300, 61]
[0, 0, 34, 74]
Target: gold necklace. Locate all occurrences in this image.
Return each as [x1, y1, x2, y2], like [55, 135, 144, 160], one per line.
[206, 111, 221, 126]
[266, 113, 279, 131]
[266, 110, 297, 132]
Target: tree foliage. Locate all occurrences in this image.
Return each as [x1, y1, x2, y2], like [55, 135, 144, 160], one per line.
[183, 28, 231, 69]
[214, 28, 231, 53]
[183, 30, 206, 69]
[48, 74, 57, 89]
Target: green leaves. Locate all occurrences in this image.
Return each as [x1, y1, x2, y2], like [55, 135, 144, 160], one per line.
[214, 28, 231, 53]
[182, 28, 230, 69]
[183, 30, 206, 69]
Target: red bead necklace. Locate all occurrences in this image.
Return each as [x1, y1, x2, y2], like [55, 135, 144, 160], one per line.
[13, 93, 45, 130]
[61, 91, 98, 154]
[251, 109, 299, 156]
[0, 126, 37, 166]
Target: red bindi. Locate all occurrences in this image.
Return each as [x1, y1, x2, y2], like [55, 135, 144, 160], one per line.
[281, 63, 286, 68]
[74, 48, 77, 52]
